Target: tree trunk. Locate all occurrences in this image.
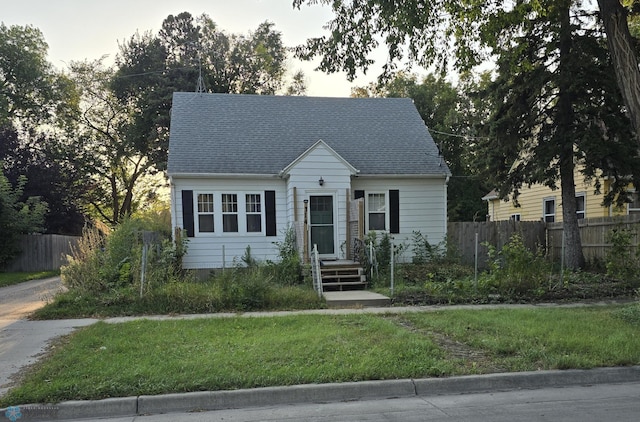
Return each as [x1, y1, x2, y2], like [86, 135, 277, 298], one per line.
[597, 0, 640, 143]
[557, 1, 586, 270]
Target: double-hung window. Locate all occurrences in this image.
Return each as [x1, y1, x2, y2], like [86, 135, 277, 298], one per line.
[246, 194, 262, 232]
[543, 198, 555, 223]
[368, 193, 386, 231]
[575, 193, 586, 220]
[222, 194, 238, 232]
[197, 193, 214, 232]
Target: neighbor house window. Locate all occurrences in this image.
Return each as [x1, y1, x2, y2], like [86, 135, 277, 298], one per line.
[222, 194, 238, 232]
[629, 192, 640, 215]
[368, 193, 386, 230]
[543, 198, 555, 223]
[246, 194, 262, 232]
[576, 193, 586, 220]
[197, 193, 214, 232]
[510, 214, 521, 222]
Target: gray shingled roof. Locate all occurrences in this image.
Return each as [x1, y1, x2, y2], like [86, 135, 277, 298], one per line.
[167, 92, 451, 176]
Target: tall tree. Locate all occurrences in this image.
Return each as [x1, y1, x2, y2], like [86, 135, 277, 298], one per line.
[597, 0, 640, 144]
[67, 59, 160, 225]
[293, 0, 640, 269]
[353, 72, 488, 221]
[0, 23, 84, 234]
[112, 12, 292, 171]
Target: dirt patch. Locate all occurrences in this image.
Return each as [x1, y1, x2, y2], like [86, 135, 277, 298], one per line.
[387, 316, 507, 374]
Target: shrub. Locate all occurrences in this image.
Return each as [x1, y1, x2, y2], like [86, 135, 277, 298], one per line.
[61, 214, 184, 294]
[605, 226, 640, 285]
[480, 233, 550, 297]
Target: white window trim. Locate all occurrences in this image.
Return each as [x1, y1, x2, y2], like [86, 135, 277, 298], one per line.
[543, 197, 556, 223]
[195, 192, 215, 235]
[366, 191, 389, 232]
[193, 191, 266, 236]
[575, 192, 586, 220]
[510, 214, 521, 222]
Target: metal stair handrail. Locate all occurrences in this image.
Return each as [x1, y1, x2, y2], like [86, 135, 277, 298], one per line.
[310, 244, 323, 297]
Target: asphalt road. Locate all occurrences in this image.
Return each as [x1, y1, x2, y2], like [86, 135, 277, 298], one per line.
[0, 277, 96, 397]
[65, 382, 640, 422]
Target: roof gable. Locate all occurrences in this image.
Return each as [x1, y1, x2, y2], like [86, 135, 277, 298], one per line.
[281, 139, 359, 176]
[167, 93, 451, 177]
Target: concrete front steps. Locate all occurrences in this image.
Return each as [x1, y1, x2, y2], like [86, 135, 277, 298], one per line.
[323, 291, 391, 308]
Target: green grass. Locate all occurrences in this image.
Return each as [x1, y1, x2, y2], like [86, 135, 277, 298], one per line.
[31, 281, 325, 319]
[399, 306, 640, 371]
[2, 305, 639, 406]
[0, 271, 59, 288]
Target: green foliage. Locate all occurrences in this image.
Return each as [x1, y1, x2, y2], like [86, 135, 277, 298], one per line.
[60, 214, 184, 293]
[267, 226, 303, 286]
[0, 171, 48, 267]
[605, 226, 640, 284]
[360, 231, 406, 286]
[479, 234, 550, 297]
[411, 231, 450, 264]
[112, 12, 292, 172]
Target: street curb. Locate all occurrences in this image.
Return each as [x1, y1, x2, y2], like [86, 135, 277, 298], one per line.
[2, 366, 639, 421]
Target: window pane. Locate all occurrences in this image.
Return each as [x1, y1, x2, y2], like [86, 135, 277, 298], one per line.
[197, 194, 214, 213]
[223, 214, 238, 232]
[310, 196, 333, 224]
[222, 194, 238, 212]
[545, 199, 555, 215]
[246, 194, 261, 213]
[369, 213, 385, 230]
[198, 215, 214, 232]
[368, 193, 386, 212]
[246, 214, 261, 232]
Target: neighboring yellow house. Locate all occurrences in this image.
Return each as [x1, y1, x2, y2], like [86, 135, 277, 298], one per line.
[483, 171, 639, 222]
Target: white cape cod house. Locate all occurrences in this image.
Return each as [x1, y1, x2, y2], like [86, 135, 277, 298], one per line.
[167, 93, 450, 270]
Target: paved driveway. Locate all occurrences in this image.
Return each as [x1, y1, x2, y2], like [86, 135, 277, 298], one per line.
[0, 277, 96, 398]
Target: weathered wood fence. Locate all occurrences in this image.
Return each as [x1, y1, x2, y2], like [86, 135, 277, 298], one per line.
[448, 215, 640, 269]
[3, 234, 81, 272]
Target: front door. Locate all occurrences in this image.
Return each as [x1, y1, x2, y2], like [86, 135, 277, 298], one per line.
[309, 195, 335, 256]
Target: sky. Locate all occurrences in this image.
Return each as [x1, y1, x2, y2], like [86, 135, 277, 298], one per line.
[2, 0, 386, 97]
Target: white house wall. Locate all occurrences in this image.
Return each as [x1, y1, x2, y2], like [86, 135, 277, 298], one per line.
[284, 142, 354, 259]
[171, 177, 287, 269]
[351, 177, 448, 262]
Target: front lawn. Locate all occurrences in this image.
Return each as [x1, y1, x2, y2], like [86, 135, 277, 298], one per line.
[3, 305, 639, 406]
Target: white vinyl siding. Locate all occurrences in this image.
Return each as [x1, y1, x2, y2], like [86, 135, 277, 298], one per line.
[352, 177, 448, 262]
[172, 178, 286, 269]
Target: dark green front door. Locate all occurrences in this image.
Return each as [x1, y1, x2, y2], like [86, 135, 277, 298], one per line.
[310, 195, 334, 255]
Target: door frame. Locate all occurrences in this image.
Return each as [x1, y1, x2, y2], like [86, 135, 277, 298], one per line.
[307, 191, 338, 259]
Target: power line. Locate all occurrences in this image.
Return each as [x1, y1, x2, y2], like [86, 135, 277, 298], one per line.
[429, 128, 490, 141]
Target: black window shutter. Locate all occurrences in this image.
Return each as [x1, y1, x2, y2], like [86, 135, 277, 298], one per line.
[389, 190, 400, 234]
[182, 190, 195, 237]
[354, 190, 364, 199]
[265, 190, 277, 236]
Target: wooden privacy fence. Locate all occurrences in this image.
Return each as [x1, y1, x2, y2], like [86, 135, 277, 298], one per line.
[448, 215, 640, 269]
[3, 234, 81, 272]
[448, 221, 546, 269]
[547, 215, 640, 263]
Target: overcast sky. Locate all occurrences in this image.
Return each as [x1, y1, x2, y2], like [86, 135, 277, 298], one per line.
[3, 0, 386, 97]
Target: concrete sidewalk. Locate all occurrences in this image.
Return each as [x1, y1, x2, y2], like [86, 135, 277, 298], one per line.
[2, 367, 640, 421]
